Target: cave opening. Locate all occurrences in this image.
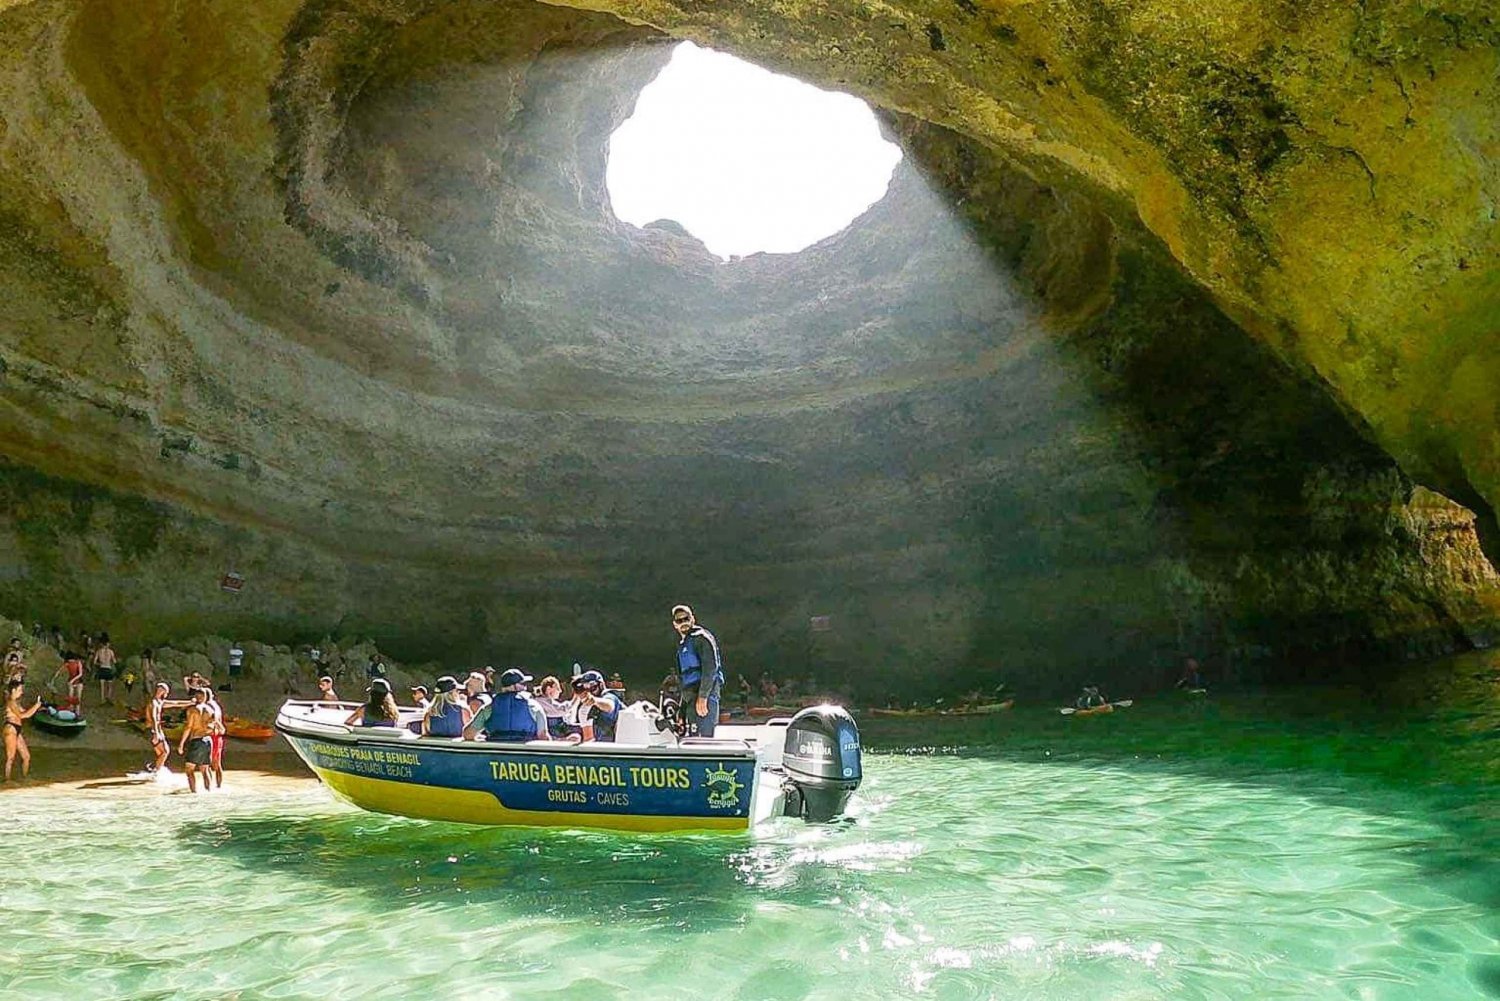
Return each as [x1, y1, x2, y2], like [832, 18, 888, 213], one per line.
[604, 41, 902, 259]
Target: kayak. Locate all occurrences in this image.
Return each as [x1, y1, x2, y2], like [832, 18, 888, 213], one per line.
[225, 719, 276, 742]
[947, 700, 1014, 716]
[747, 705, 800, 717]
[33, 706, 88, 738]
[1060, 700, 1133, 717]
[869, 700, 1013, 718]
[121, 715, 273, 742]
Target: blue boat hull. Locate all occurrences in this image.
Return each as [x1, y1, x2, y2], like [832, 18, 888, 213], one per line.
[281, 731, 761, 832]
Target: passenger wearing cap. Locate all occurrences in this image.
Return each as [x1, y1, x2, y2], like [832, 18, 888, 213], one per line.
[345, 678, 400, 728]
[315, 675, 340, 706]
[463, 671, 491, 712]
[671, 604, 725, 737]
[421, 676, 471, 738]
[144, 681, 191, 774]
[409, 685, 431, 712]
[569, 670, 624, 743]
[465, 668, 547, 743]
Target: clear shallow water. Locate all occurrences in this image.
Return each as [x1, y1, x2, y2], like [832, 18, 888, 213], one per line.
[3, 657, 1498, 1000]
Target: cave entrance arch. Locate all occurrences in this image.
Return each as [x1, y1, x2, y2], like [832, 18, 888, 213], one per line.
[605, 41, 902, 259]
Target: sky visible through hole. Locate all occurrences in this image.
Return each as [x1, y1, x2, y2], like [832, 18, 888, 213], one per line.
[606, 42, 903, 260]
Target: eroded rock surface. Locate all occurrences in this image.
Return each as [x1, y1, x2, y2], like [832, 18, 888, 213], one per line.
[0, 0, 1495, 692]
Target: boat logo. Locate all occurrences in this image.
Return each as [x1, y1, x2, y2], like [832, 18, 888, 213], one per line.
[703, 762, 744, 810]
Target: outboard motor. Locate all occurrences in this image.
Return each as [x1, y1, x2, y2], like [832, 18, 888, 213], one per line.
[781, 705, 862, 822]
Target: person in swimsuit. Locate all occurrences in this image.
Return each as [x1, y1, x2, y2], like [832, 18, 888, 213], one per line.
[203, 687, 226, 789]
[4, 679, 43, 781]
[146, 681, 172, 773]
[47, 652, 86, 713]
[177, 688, 216, 792]
[92, 637, 118, 705]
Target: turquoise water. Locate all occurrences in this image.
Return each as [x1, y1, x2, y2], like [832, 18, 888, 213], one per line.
[2, 656, 1498, 999]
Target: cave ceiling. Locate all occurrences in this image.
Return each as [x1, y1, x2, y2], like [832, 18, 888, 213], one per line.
[0, 0, 1496, 686]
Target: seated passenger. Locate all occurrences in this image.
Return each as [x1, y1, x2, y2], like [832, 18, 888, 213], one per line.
[464, 671, 491, 712]
[409, 685, 431, 712]
[1074, 685, 1108, 709]
[533, 676, 569, 738]
[421, 676, 470, 738]
[345, 678, 399, 727]
[571, 670, 624, 743]
[465, 669, 547, 742]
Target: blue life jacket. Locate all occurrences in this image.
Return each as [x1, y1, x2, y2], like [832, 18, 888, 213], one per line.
[590, 693, 623, 743]
[677, 640, 703, 686]
[362, 715, 396, 728]
[426, 701, 465, 738]
[484, 692, 537, 742]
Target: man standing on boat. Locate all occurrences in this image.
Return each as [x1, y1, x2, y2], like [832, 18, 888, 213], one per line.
[671, 605, 724, 737]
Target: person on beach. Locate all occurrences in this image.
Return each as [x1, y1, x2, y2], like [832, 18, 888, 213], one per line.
[50, 652, 86, 713]
[145, 681, 174, 773]
[177, 688, 216, 793]
[671, 604, 724, 737]
[92, 637, 118, 705]
[4, 638, 25, 683]
[139, 649, 159, 699]
[4, 678, 43, 781]
[203, 687, 226, 789]
[420, 676, 470, 738]
[345, 678, 399, 728]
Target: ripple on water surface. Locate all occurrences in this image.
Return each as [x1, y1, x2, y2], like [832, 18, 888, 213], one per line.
[0, 750, 1496, 1000]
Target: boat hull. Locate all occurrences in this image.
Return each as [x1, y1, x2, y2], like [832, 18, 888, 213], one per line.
[279, 726, 764, 833]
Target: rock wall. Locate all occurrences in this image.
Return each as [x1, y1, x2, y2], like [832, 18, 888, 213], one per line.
[0, 0, 1496, 694]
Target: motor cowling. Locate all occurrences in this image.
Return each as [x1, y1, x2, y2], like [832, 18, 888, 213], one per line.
[781, 705, 862, 822]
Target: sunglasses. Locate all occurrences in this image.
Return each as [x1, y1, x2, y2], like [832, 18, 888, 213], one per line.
[672, 616, 691, 625]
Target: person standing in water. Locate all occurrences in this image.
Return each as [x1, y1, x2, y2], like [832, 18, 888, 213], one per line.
[177, 688, 216, 792]
[203, 687, 226, 789]
[671, 604, 724, 737]
[4, 678, 42, 781]
[145, 681, 174, 774]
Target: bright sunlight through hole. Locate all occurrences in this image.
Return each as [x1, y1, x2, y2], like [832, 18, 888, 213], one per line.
[606, 42, 903, 260]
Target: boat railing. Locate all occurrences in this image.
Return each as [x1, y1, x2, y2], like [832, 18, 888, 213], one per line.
[678, 736, 754, 751]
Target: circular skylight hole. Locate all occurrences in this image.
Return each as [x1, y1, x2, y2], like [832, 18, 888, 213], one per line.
[606, 42, 903, 260]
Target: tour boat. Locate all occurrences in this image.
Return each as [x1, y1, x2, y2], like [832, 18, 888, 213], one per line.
[275, 700, 862, 833]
